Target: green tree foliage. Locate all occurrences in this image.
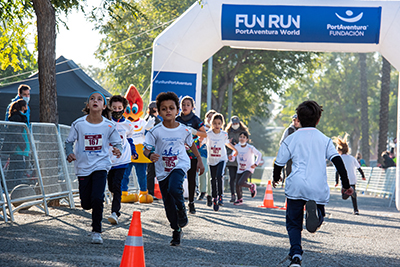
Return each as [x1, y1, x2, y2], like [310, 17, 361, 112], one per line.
[278, 52, 398, 161]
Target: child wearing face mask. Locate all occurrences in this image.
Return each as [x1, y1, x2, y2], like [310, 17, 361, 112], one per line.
[106, 95, 138, 225]
[225, 116, 250, 203]
[228, 132, 262, 205]
[205, 113, 238, 211]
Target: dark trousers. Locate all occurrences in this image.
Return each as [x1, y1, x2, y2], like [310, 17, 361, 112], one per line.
[228, 166, 238, 195]
[147, 163, 156, 196]
[209, 161, 225, 198]
[286, 198, 325, 257]
[342, 184, 358, 212]
[159, 169, 185, 230]
[78, 170, 107, 233]
[186, 158, 198, 203]
[235, 171, 252, 199]
[107, 167, 126, 217]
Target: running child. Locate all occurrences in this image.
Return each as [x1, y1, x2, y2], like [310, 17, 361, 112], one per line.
[205, 113, 237, 211]
[272, 100, 353, 267]
[229, 131, 262, 205]
[107, 95, 138, 225]
[65, 91, 122, 244]
[334, 134, 366, 215]
[144, 92, 205, 246]
[176, 96, 207, 214]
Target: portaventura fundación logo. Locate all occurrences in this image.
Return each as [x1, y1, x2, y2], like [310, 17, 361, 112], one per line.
[328, 10, 368, 37]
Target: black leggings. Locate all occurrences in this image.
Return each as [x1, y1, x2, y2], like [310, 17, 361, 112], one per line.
[342, 184, 358, 211]
[186, 158, 198, 203]
[236, 171, 252, 200]
[209, 161, 225, 198]
[228, 166, 238, 195]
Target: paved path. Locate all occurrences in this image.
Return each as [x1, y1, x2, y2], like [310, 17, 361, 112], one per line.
[0, 187, 399, 267]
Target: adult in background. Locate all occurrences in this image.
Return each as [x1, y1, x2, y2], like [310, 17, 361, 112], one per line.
[225, 116, 250, 203]
[144, 101, 162, 198]
[381, 151, 396, 169]
[279, 114, 300, 183]
[5, 84, 31, 126]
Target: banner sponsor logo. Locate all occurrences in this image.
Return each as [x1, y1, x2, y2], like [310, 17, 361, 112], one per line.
[151, 71, 196, 101]
[221, 5, 381, 43]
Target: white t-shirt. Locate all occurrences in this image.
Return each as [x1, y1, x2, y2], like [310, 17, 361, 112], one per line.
[275, 127, 339, 205]
[144, 123, 193, 181]
[110, 119, 134, 167]
[340, 154, 361, 185]
[66, 116, 122, 176]
[232, 143, 262, 174]
[205, 130, 229, 166]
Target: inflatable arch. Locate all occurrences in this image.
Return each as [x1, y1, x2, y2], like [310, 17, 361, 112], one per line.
[150, 0, 400, 210]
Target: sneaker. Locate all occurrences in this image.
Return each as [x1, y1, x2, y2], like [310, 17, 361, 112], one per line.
[305, 200, 320, 233]
[250, 183, 257, 198]
[188, 202, 196, 214]
[107, 212, 118, 225]
[206, 195, 212, 207]
[213, 198, 219, 211]
[230, 194, 236, 203]
[177, 207, 188, 228]
[197, 192, 206, 201]
[170, 228, 181, 246]
[91, 232, 103, 244]
[354, 210, 359, 215]
[233, 198, 243, 205]
[218, 196, 224, 206]
[288, 256, 301, 267]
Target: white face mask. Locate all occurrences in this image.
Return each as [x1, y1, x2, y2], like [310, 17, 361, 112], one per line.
[239, 141, 247, 146]
[232, 124, 239, 130]
[22, 96, 30, 104]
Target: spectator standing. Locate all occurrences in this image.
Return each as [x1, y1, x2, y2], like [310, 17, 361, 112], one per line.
[356, 152, 367, 167]
[5, 84, 31, 126]
[381, 151, 396, 169]
[225, 116, 250, 203]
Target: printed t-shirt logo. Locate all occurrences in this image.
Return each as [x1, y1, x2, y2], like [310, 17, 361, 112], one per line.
[162, 147, 179, 172]
[85, 134, 102, 151]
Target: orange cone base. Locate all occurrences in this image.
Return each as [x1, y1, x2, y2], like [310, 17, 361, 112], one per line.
[120, 247, 145, 267]
[258, 204, 279, 209]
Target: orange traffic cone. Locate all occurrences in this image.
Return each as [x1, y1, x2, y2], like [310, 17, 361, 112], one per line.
[154, 178, 162, 199]
[120, 211, 145, 267]
[258, 180, 278, 209]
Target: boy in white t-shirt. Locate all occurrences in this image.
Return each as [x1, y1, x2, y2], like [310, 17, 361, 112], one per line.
[65, 91, 122, 245]
[273, 100, 354, 267]
[334, 135, 366, 215]
[144, 92, 205, 246]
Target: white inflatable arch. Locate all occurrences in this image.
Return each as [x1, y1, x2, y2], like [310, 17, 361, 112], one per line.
[150, 0, 400, 210]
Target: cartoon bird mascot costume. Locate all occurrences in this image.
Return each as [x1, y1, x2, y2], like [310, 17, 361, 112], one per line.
[121, 85, 155, 203]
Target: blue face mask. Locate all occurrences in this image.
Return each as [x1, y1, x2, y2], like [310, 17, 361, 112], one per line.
[20, 111, 26, 115]
[22, 96, 30, 104]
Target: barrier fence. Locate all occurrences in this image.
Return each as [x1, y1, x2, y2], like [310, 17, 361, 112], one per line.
[0, 121, 139, 222]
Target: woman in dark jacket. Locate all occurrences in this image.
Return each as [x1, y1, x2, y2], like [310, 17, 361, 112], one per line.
[4, 99, 30, 191]
[225, 116, 250, 203]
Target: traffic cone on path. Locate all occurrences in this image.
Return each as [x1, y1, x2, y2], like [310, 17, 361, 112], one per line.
[258, 180, 279, 209]
[120, 211, 145, 267]
[280, 198, 287, 210]
[154, 177, 162, 200]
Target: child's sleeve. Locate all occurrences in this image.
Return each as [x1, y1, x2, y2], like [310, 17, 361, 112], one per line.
[224, 132, 229, 144]
[144, 130, 156, 152]
[326, 139, 340, 161]
[251, 145, 262, 166]
[109, 125, 123, 152]
[275, 142, 290, 166]
[127, 138, 137, 156]
[65, 122, 78, 157]
[184, 128, 194, 147]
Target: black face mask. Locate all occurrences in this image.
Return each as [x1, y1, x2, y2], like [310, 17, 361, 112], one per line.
[112, 110, 124, 120]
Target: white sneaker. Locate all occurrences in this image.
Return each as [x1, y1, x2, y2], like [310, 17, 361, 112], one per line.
[108, 212, 119, 225]
[91, 232, 103, 244]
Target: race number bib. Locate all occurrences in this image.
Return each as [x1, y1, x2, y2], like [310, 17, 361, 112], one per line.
[239, 163, 247, 171]
[210, 147, 222, 157]
[84, 134, 103, 151]
[162, 156, 179, 172]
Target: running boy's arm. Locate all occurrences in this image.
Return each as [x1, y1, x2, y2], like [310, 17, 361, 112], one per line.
[331, 156, 353, 195]
[273, 163, 284, 188]
[189, 142, 205, 175]
[143, 131, 159, 162]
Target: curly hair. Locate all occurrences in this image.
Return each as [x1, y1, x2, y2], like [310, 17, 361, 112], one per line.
[156, 92, 179, 111]
[333, 134, 349, 154]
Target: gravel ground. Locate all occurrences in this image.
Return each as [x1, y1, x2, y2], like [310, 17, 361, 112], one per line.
[0, 187, 399, 267]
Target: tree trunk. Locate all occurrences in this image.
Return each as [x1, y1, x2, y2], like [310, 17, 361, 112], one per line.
[359, 53, 370, 165]
[33, 0, 58, 124]
[378, 56, 391, 164]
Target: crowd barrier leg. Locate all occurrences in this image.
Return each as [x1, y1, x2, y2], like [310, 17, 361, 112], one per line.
[0, 159, 10, 222]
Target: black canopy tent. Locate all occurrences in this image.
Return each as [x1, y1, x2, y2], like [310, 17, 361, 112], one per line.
[0, 56, 111, 125]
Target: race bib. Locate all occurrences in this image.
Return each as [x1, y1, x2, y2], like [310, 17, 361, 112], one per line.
[210, 146, 222, 157]
[84, 134, 102, 151]
[162, 156, 179, 172]
[239, 163, 247, 171]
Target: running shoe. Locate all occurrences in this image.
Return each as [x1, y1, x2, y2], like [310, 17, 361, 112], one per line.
[91, 232, 103, 244]
[206, 195, 212, 207]
[170, 228, 181, 246]
[197, 192, 206, 201]
[288, 256, 301, 267]
[250, 183, 257, 198]
[188, 202, 196, 214]
[230, 194, 236, 203]
[177, 207, 188, 228]
[305, 200, 320, 233]
[233, 198, 243, 205]
[218, 196, 224, 206]
[213, 198, 219, 211]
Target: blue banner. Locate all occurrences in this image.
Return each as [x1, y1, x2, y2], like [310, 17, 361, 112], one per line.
[151, 71, 197, 102]
[221, 5, 381, 44]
